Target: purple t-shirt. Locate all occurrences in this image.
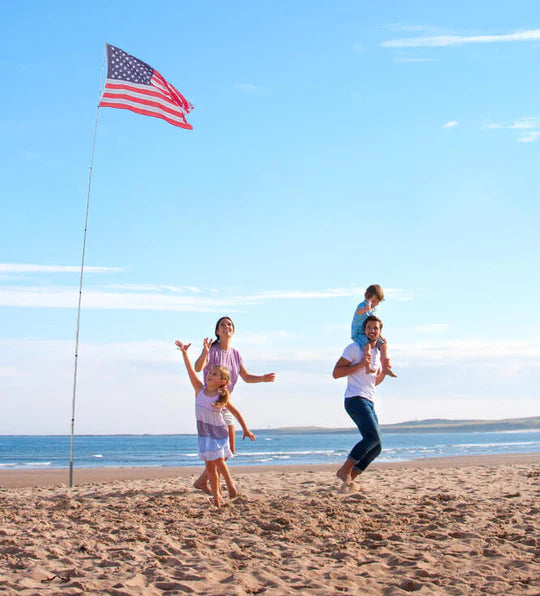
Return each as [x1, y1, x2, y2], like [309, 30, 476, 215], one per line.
[203, 345, 244, 393]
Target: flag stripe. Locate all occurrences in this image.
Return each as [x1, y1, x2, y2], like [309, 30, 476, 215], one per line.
[105, 79, 189, 114]
[102, 80, 172, 102]
[153, 71, 193, 111]
[101, 80, 188, 114]
[101, 88, 189, 119]
[99, 96, 188, 122]
[99, 100, 193, 129]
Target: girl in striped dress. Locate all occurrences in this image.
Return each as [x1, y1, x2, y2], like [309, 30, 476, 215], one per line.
[175, 340, 256, 507]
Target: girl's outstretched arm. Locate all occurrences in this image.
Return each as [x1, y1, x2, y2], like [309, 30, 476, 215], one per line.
[194, 337, 213, 372]
[175, 341, 204, 394]
[239, 364, 275, 384]
[226, 403, 256, 441]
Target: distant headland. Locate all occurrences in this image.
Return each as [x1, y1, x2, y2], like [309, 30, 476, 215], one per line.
[264, 416, 540, 434]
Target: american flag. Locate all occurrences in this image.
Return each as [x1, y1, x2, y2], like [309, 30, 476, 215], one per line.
[99, 44, 193, 130]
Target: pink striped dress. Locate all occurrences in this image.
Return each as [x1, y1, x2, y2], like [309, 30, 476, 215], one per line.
[195, 389, 233, 461]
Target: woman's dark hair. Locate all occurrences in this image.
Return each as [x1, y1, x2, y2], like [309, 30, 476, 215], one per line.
[215, 316, 235, 342]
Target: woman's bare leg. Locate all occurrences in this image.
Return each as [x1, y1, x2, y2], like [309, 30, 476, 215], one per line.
[193, 469, 211, 494]
[228, 424, 235, 453]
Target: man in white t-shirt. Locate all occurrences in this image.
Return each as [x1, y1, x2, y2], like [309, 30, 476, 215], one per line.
[332, 316, 389, 489]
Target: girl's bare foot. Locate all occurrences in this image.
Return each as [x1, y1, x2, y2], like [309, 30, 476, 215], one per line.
[383, 368, 397, 378]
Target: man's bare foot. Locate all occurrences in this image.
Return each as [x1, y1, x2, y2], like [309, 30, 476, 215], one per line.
[336, 467, 352, 484]
[383, 368, 397, 378]
[194, 478, 212, 494]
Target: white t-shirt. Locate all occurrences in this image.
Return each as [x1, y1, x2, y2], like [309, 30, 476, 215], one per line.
[341, 342, 381, 402]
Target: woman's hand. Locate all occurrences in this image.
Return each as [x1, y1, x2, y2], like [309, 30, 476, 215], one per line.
[202, 337, 213, 352]
[175, 340, 191, 353]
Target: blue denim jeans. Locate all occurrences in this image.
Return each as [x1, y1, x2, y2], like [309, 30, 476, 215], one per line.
[344, 396, 382, 472]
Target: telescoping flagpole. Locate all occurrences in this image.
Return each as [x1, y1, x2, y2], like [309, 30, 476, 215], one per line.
[69, 46, 106, 488]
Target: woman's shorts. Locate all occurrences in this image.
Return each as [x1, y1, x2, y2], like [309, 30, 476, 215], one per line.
[221, 409, 235, 426]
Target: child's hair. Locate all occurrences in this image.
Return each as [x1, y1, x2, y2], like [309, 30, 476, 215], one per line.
[211, 365, 231, 408]
[365, 284, 384, 301]
[363, 315, 383, 332]
[214, 316, 235, 343]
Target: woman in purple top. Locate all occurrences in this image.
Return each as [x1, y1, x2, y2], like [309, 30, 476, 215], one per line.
[193, 316, 275, 493]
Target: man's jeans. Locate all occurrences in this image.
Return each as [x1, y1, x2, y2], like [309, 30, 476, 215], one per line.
[344, 396, 382, 472]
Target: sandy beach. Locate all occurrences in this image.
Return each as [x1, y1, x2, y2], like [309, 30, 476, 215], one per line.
[1, 454, 538, 595]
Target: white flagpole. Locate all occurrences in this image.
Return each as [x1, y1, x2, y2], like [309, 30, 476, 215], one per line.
[69, 46, 107, 488]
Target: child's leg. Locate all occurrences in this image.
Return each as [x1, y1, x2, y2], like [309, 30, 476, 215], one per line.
[216, 459, 238, 498]
[362, 342, 376, 373]
[205, 460, 222, 507]
[380, 342, 397, 378]
[353, 335, 376, 373]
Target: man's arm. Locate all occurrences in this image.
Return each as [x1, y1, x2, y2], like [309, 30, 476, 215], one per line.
[332, 356, 367, 379]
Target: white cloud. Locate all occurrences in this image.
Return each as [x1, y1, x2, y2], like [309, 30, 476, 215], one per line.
[392, 338, 540, 365]
[105, 284, 206, 293]
[381, 24, 444, 35]
[1, 337, 539, 433]
[407, 323, 449, 335]
[0, 263, 122, 274]
[0, 285, 414, 311]
[508, 118, 540, 130]
[519, 130, 540, 143]
[482, 117, 540, 143]
[442, 121, 459, 128]
[382, 28, 540, 48]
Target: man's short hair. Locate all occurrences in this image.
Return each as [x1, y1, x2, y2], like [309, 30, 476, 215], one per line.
[363, 315, 383, 331]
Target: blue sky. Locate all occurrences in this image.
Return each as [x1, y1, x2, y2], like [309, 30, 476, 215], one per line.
[1, 1, 539, 434]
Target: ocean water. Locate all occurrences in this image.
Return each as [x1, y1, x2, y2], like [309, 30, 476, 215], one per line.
[0, 429, 539, 471]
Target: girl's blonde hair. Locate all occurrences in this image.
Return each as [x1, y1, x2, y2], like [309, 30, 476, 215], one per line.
[211, 365, 231, 408]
